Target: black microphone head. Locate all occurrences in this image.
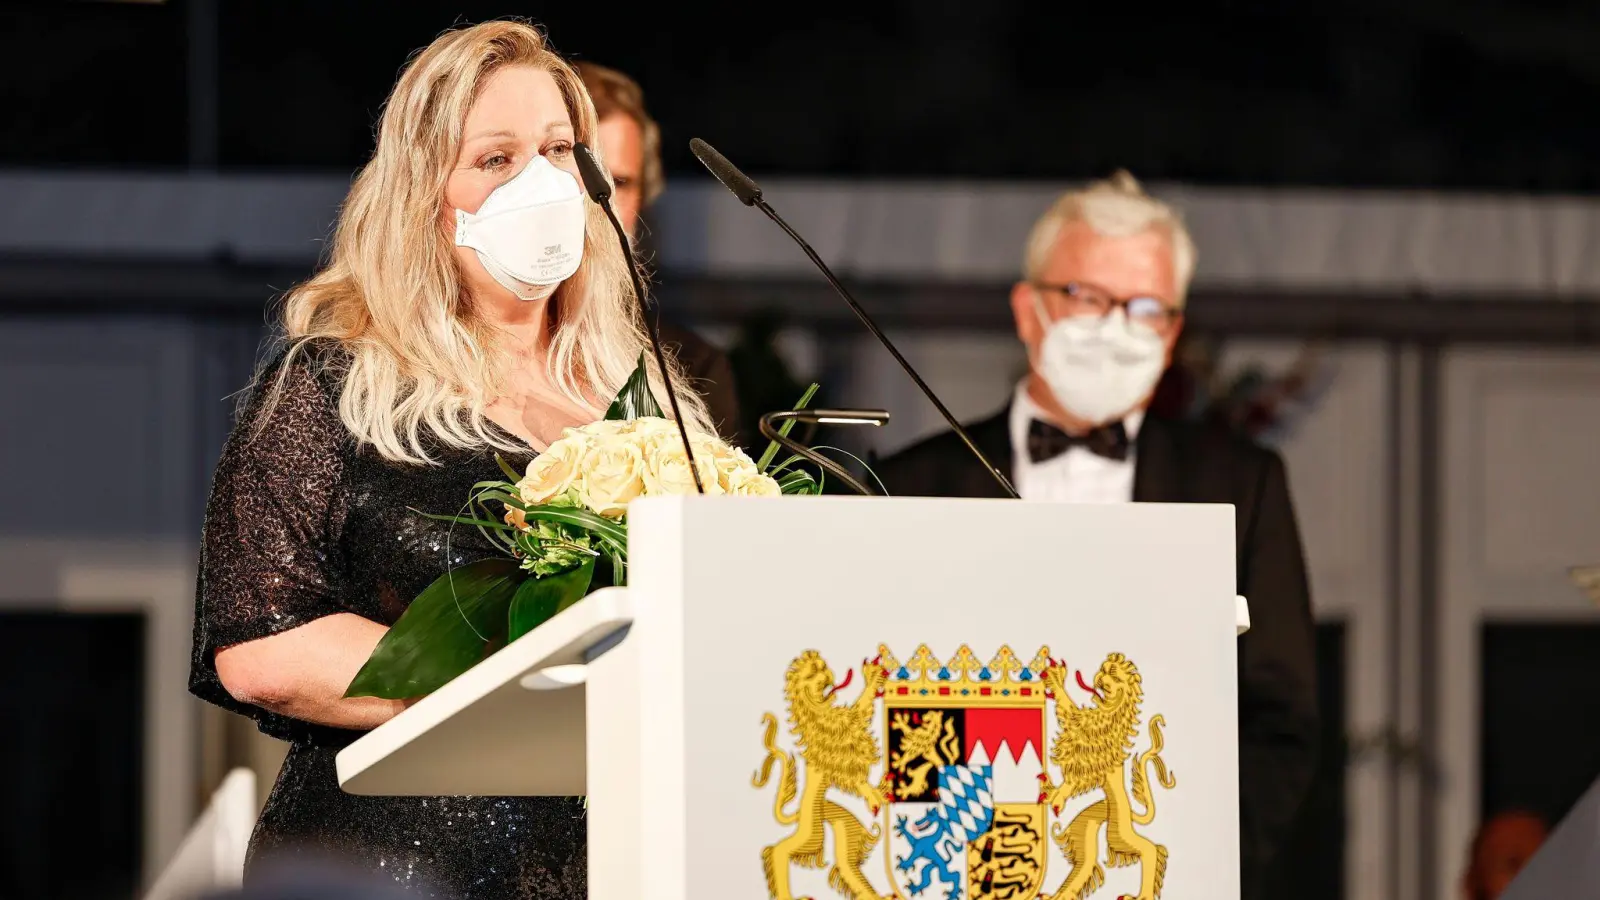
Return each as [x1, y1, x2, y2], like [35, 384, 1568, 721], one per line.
[689, 138, 762, 206]
[572, 142, 612, 204]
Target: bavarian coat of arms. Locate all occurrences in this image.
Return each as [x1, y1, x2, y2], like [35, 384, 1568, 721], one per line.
[755, 644, 1176, 900]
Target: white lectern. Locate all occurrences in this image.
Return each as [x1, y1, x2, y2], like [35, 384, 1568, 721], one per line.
[338, 497, 1246, 900]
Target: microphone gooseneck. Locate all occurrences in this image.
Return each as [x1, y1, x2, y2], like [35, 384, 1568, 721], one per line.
[689, 139, 1019, 499]
[573, 142, 705, 494]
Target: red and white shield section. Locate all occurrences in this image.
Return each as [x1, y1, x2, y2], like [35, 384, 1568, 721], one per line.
[963, 707, 1045, 800]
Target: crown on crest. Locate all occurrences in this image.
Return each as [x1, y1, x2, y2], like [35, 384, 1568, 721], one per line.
[875, 643, 1054, 708]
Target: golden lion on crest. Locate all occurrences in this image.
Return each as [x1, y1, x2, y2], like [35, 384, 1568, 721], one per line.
[1038, 653, 1175, 900]
[754, 650, 894, 900]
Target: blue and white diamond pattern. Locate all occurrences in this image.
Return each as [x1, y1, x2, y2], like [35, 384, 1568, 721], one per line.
[936, 764, 995, 842]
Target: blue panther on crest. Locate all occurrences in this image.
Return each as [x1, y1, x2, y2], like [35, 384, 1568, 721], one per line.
[894, 807, 960, 899]
[893, 764, 995, 900]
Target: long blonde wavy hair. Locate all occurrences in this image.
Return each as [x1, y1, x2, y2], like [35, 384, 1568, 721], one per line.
[269, 19, 710, 464]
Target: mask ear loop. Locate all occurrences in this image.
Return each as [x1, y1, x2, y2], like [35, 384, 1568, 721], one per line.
[1028, 287, 1060, 376]
[1030, 286, 1058, 335]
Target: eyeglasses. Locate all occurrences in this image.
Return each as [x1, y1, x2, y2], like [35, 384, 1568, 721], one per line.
[1031, 280, 1182, 336]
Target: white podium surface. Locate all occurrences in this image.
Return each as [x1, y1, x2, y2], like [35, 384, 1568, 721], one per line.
[341, 496, 1243, 900]
[336, 587, 633, 796]
[610, 496, 1240, 900]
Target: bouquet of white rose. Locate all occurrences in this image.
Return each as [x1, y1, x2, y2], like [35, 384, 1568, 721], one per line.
[345, 355, 822, 699]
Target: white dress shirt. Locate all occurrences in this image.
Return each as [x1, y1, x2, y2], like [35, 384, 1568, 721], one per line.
[1008, 380, 1142, 504]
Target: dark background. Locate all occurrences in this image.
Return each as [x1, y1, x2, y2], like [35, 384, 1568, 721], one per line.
[0, 613, 144, 900]
[8, 1, 1600, 190]
[1480, 623, 1600, 826]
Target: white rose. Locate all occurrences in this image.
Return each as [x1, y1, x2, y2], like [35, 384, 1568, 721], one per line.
[504, 435, 586, 529]
[574, 435, 646, 518]
[576, 420, 629, 439]
[642, 436, 725, 496]
[629, 416, 679, 438]
[632, 421, 702, 452]
[724, 465, 782, 497]
[707, 444, 756, 491]
[709, 439, 753, 466]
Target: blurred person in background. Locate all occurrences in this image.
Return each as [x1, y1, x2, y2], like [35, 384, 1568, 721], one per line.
[188, 21, 718, 897]
[1461, 810, 1549, 900]
[878, 171, 1319, 900]
[574, 59, 744, 445]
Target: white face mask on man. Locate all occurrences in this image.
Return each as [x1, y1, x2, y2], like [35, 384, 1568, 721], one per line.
[454, 155, 586, 301]
[1032, 292, 1168, 426]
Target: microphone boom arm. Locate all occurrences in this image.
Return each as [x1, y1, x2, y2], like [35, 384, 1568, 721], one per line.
[751, 199, 1019, 499]
[574, 142, 705, 494]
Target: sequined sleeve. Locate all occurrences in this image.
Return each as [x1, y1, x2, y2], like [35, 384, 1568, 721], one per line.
[188, 352, 352, 718]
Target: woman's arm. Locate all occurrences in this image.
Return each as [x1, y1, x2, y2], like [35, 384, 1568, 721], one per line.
[214, 612, 408, 730]
[190, 349, 414, 730]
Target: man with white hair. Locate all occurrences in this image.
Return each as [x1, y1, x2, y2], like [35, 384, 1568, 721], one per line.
[879, 172, 1319, 898]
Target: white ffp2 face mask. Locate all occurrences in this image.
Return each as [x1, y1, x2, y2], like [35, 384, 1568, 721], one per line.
[454, 155, 586, 300]
[1033, 295, 1168, 426]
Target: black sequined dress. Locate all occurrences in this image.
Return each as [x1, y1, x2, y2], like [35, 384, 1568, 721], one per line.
[189, 347, 585, 899]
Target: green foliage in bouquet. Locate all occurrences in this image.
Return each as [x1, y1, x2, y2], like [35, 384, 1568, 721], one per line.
[345, 354, 824, 700]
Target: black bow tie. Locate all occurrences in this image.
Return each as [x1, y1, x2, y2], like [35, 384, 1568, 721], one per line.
[1026, 418, 1130, 463]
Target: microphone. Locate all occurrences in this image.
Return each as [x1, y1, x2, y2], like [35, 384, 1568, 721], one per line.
[688, 139, 1019, 499]
[687, 139, 761, 206]
[573, 142, 614, 203]
[573, 142, 705, 494]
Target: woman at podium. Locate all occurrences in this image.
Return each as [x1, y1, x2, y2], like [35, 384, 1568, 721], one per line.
[187, 20, 714, 898]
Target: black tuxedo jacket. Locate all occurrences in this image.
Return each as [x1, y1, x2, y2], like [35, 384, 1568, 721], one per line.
[878, 406, 1320, 898]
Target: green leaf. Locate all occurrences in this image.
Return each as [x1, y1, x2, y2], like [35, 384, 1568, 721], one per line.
[413, 511, 516, 531]
[345, 558, 523, 699]
[507, 558, 596, 643]
[495, 454, 524, 482]
[519, 505, 629, 552]
[777, 468, 821, 495]
[470, 488, 528, 512]
[604, 352, 665, 421]
[757, 382, 820, 472]
[590, 553, 621, 589]
[806, 443, 887, 495]
[765, 453, 810, 476]
[514, 529, 542, 560]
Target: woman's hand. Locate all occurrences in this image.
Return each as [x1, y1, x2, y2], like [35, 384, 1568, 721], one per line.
[215, 613, 411, 730]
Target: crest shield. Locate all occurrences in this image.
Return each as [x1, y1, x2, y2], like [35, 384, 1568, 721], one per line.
[882, 645, 1050, 900]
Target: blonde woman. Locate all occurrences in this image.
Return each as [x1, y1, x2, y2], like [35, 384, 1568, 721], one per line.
[188, 21, 711, 896]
